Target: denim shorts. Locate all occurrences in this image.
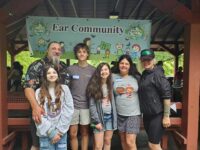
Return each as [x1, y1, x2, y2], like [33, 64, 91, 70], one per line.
[93, 114, 114, 133]
[39, 133, 67, 150]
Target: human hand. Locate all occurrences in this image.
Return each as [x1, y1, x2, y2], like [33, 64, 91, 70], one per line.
[162, 116, 171, 128]
[51, 134, 61, 144]
[95, 123, 103, 130]
[32, 105, 45, 124]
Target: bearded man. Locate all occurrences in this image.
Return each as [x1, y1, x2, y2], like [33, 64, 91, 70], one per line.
[24, 41, 70, 150]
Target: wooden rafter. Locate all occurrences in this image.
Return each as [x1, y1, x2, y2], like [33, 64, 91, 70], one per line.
[70, 0, 78, 17]
[134, 0, 145, 19]
[159, 43, 176, 55]
[152, 18, 168, 41]
[0, 0, 43, 24]
[113, 0, 120, 11]
[152, 14, 168, 25]
[144, 8, 157, 19]
[47, 0, 60, 17]
[93, 0, 96, 18]
[0, 0, 8, 7]
[13, 43, 28, 55]
[147, 0, 200, 23]
[60, 0, 67, 16]
[44, 0, 54, 16]
[128, 0, 144, 19]
[175, 26, 184, 41]
[163, 22, 177, 41]
[191, 0, 200, 12]
[120, 0, 127, 18]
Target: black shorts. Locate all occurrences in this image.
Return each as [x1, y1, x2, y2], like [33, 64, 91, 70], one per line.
[143, 113, 164, 144]
[30, 118, 39, 147]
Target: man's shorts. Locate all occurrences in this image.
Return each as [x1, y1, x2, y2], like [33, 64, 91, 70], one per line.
[30, 118, 39, 147]
[70, 109, 90, 125]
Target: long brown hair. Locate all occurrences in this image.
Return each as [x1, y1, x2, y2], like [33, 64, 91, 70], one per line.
[86, 62, 112, 101]
[39, 65, 63, 111]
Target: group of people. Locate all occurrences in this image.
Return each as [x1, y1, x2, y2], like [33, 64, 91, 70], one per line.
[24, 41, 171, 150]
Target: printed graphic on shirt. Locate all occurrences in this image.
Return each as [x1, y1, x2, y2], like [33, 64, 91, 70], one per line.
[116, 84, 134, 98]
[47, 102, 61, 118]
[102, 97, 110, 107]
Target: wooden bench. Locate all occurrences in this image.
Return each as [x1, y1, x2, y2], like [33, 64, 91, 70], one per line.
[161, 102, 187, 150]
[6, 93, 185, 150]
[6, 92, 31, 150]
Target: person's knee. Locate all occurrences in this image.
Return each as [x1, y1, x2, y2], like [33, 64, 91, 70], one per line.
[104, 137, 111, 146]
[30, 146, 39, 150]
[80, 128, 89, 137]
[149, 142, 162, 150]
[95, 143, 103, 150]
[126, 138, 135, 148]
[70, 130, 78, 139]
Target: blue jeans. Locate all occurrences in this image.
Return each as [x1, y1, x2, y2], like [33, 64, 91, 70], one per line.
[39, 133, 67, 150]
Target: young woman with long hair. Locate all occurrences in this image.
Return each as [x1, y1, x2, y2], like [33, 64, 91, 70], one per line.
[87, 62, 117, 150]
[35, 65, 74, 150]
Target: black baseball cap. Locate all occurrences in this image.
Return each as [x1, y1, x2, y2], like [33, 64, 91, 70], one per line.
[140, 49, 155, 61]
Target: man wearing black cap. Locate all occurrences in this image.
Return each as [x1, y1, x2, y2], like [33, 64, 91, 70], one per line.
[138, 49, 171, 150]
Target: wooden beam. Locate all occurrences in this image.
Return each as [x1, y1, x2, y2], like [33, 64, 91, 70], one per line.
[2, 132, 16, 145]
[70, 0, 78, 17]
[182, 24, 200, 150]
[60, 0, 67, 16]
[93, 0, 96, 18]
[47, 0, 60, 17]
[128, 0, 144, 19]
[0, 23, 7, 150]
[191, 0, 200, 12]
[144, 8, 157, 19]
[113, 0, 120, 11]
[13, 43, 28, 55]
[159, 43, 176, 55]
[0, 0, 42, 24]
[147, 0, 200, 23]
[151, 41, 184, 44]
[152, 18, 168, 41]
[134, 0, 145, 19]
[175, 26, 184, 41]
[163, 22, 177, 41]
[44, 0, 54, 16]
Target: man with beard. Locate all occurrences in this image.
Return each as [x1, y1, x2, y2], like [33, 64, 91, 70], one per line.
[24, 41, 70, 150]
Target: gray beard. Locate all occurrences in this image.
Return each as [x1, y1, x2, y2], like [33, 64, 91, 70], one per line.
[51, 56, 60, 66]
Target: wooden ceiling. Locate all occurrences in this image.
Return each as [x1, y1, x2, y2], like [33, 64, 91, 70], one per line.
[0, 0, 200, 56]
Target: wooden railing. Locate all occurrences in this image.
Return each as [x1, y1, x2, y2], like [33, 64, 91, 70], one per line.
[5, 92, 186, 150]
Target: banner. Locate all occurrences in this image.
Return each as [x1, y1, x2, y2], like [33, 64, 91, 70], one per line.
[26, 16, 151, 61]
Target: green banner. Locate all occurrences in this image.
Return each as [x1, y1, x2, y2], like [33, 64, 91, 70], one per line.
[26, 16, 151, 61]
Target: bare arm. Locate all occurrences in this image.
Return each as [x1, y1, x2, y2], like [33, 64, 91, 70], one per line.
[24, 87, 44, 123]
[162, 99, 171, 128]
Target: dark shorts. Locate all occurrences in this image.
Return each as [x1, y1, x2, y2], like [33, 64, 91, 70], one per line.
[117, 115, 141, 134]
[30, 118, 39, 147]
[143, 113, 164, 144]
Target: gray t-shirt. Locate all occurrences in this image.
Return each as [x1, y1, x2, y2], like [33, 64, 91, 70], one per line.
[67, 64, 95, 109]
[113, 74, 141, 116]
[101, 84, 111, 114]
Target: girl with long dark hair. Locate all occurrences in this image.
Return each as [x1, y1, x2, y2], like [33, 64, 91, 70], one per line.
[35, 65, 74, 150]
[87, 62, 117, 150]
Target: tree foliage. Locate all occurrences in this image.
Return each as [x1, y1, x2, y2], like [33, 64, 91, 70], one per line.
[7, 51, 183, 77]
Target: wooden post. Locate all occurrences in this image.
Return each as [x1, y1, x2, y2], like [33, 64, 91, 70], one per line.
[182, 24, 200, 150]
[0, 23, 8, 150]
